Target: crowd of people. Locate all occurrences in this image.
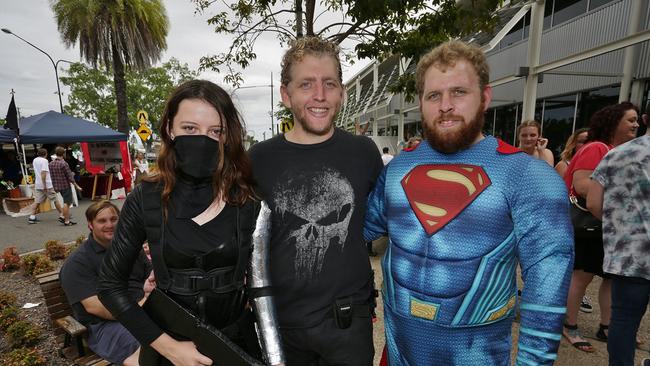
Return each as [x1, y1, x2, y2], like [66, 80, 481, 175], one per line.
[46, 37, 648, 366]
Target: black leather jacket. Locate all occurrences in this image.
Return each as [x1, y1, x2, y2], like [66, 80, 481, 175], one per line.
[98, 182, 284, 365]
[97, 182, 258, 344]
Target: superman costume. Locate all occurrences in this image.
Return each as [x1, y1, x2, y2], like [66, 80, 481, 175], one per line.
[364, 136, 574, 365]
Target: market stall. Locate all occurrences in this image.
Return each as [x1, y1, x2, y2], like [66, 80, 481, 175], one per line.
[14, 110, 130, 200]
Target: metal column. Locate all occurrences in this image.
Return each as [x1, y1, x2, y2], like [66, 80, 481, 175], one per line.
[521, 0, 545, 122]
[619, 0, 645, 102]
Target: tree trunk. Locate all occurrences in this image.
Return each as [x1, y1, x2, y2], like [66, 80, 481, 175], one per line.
[112, 42, 129, 134]
[295, 0, 303, 38]
[305, 0, 315, 36]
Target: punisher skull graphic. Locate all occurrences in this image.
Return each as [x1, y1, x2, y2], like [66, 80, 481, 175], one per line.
[274, 167, 354, 280]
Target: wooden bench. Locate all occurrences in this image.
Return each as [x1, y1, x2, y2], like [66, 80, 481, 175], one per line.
[36, 270, 112, 366]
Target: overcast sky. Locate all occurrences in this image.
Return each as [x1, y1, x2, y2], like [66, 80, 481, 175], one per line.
[0, 0, 370, 141]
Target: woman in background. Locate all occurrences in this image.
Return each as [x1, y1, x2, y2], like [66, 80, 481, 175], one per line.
[555, 128, 589, 178]
[517, 120, 554, 166]
[562, 102, 639, 353]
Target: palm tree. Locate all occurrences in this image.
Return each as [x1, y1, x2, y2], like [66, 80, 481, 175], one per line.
[51, 0, 169, 133]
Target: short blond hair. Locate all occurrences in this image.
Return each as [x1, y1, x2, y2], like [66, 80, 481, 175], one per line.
[281, 37, 342, 86]
[415, 41, 490, 97]
[517, 120, 541, 136]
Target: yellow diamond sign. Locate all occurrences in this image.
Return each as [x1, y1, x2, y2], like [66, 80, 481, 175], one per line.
[137, 124, 152, 142]
[280, 120, 294, 133]
[137, 110, 149, 124]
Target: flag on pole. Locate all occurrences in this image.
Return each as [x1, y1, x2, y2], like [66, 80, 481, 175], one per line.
[4, 95, 18, 130]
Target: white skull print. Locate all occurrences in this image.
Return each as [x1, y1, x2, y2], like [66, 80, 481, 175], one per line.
[274, 167, 355, 280]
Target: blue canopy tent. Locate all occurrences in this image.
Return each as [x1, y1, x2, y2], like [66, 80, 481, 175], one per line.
[18, 110, 126, 143]
[0, 128, 17, 143]
[8, 111, 130, 194]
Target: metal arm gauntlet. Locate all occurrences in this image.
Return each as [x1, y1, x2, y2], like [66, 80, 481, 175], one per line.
[250, 201, 285, 365]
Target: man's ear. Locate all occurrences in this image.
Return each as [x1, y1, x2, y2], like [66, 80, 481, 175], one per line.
[280, 85, 292, 109]
[481, 85, 493, 111]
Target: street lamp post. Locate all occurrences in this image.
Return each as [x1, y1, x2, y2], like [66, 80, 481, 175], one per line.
[2, 28, 74, 113]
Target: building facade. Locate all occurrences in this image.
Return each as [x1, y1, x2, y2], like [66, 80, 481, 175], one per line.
[337, 0, 650, 157]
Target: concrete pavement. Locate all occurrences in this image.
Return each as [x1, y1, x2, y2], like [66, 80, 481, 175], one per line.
[0, 197, 125, 254]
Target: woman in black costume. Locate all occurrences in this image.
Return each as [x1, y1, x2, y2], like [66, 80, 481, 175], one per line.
[98, 80, 284, 366]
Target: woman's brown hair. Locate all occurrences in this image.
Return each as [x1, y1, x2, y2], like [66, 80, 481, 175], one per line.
[145, 80, 256, 210]
[587, 102, 638, 143]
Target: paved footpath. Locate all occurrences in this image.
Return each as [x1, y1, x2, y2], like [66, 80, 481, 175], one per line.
[0, 198, 125, 254]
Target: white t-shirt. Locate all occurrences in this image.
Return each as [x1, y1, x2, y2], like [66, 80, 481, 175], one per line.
[33, 156, 52, 189]
[381, 153, 394, 166]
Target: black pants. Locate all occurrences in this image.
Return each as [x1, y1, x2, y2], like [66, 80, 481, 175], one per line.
[281, 316, 374, 366]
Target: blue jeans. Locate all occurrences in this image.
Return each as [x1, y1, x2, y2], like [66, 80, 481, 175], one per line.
[608, 275, 650, 366]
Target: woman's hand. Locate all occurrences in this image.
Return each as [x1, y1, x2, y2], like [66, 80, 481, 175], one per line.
[536, 137, 548, 150]
[143, 271, 156, 296]
[151, 333, 213, 366]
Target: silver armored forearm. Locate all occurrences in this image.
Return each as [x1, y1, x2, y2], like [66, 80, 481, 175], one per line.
[250, 201, 285, 365]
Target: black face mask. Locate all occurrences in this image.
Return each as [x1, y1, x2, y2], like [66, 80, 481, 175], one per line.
[172, 135, 221, 179]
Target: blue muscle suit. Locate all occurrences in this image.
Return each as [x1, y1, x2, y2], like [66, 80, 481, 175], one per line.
[364, 136, 574, 365]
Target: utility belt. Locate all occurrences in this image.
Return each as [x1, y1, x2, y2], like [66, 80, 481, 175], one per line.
[166, 266, 244, 296]
[326, 298, 372, 329]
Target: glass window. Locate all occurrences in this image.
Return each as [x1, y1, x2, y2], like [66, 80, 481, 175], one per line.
[499, 18, 524, 49]
[483, 109, 495, 136]
[575, 85, 619, 129]
[494, 105, 518, 145]
[589, 0, 615, 11]
[543, 0, 554, 30]
[522, 13, 531, 39]
[542, 94, 577, 159]
[553, 0, 588, 26]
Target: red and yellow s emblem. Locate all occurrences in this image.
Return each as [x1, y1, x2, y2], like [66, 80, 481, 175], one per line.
[401, 164, 491, 236]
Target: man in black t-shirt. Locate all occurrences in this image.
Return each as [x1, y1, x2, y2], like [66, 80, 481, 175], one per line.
[249, 37, 383, 365]
[60, 200, 153, 365]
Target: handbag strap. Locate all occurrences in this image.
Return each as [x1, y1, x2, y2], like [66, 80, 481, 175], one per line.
[569, 195, 589, 212]
[570, 141, 611, 202]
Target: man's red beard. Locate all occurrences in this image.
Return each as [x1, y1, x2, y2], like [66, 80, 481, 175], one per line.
[423, 107, 485, 154]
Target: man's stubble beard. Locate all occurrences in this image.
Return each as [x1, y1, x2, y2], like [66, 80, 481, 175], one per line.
[423, 105, 486, 154]
[294, 108, 339, 137]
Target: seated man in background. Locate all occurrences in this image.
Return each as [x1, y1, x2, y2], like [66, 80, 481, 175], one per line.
[60, 200, 154, 365]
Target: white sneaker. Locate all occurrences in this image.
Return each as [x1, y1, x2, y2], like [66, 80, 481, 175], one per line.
[579, 296, 593, 313]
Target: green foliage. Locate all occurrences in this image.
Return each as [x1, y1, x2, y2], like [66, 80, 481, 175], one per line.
[0, 305, 19, 330]
[51, 0, 169, 133]
[1, 347, 46, 366]
[0, 290, 17, 310]
[273, 102, 293, 123]
[1, 246, 21, 272]
[6, 320, 42, 347]
[20, 254, 54, 277]
[44, 240, 67, 261]
[60, 58, 198, 131]
[193, 0, 504, 89]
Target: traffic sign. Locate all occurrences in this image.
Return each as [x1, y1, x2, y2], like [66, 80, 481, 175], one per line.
[137, 110, 149, 124]
[137, 124, 152, 142]
[280, 120, 294, 133]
